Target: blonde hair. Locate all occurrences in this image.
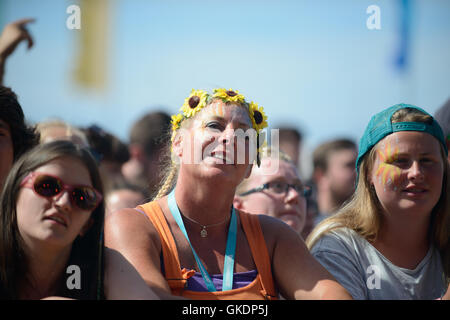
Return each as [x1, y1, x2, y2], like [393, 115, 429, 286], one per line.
[306, 108, 450, 284]
[36, 119, 89, 147]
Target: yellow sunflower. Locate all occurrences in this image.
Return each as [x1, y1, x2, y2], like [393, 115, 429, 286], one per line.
[248, 101, 268, 132]
[171, 113, 184, 131]
[212, 88, 245, 104]
[180, 89, 208, 118]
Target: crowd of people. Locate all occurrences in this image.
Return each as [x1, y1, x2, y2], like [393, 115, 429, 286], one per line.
[1, 18, 450, 300]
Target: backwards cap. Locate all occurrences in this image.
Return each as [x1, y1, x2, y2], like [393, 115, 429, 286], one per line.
[356, 103, 448, 177]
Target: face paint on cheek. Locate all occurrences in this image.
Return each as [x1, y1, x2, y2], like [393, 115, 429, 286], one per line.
[375, 142, 402, 189]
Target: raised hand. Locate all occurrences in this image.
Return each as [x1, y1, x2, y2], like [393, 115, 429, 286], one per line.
[0, 18, 35, 59]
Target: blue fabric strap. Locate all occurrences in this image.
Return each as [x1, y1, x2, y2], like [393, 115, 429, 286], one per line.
[168, 189, 237, 292]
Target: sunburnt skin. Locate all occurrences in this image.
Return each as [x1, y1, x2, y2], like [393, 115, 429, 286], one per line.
[193, 102, 254, 165]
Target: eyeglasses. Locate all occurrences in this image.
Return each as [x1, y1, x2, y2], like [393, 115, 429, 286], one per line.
[20, 172, 103, 211]
[239, 181, 312, 198]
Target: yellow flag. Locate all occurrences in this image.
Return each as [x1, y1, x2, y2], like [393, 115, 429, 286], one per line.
[73, 0, 109, 91]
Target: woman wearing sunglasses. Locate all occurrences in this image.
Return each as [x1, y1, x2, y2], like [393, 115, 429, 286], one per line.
[105, 88, 352, 300]
[234, 147, 310, 235]
[0, 140, 158, 299]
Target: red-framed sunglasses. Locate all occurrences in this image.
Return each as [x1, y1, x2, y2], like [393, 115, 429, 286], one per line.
[20, 172, 103, 211]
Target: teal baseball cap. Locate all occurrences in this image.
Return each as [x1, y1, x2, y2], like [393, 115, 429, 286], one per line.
[356, 103, 448, 177]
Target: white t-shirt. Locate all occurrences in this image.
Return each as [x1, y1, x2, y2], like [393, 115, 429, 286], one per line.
[310, 227, 446, 300]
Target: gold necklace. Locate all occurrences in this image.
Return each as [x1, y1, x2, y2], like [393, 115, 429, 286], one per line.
[181, 213, 231, 238]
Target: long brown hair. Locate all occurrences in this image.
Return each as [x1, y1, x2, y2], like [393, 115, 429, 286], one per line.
[0, 140, 105, 299]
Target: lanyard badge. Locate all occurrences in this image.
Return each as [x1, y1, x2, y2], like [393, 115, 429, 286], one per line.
[168, 189, 237, 292]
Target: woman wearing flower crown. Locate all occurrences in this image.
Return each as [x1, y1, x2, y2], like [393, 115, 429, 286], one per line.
[105, 88, 352, 299]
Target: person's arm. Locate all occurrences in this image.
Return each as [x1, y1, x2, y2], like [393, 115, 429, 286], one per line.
[104, 208, 184, 300]
[0, 18, 35, 85]
[103, 247, 159, 300]
[260, 216, 353, 300]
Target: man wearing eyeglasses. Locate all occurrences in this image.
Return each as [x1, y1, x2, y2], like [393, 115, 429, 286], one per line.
[233, 148, 310, 234]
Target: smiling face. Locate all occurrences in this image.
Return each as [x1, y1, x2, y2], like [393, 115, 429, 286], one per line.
[236, 158, 307, 233]
[16, 156, 95, 250]
[370, 131, 444, 219]
[174, 100, 255, 186]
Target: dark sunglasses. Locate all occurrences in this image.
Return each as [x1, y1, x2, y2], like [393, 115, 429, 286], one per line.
[239, 181, 312, 198]
[20, 172, 103, 211]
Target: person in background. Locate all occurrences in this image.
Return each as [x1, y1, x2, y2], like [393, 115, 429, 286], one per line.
[106, 88, 352, 300]
[36, 119, 90, 148]
[121, 111, 171, 198]
[0, 86, 38, 192]
[307, 104, 450, 299]
[311, 138, 357, 226]
[234, 147, 310, 235]
[434, 98, 450, 163]
[105, 183, 148, 218]
[278, 127, 303, 168]
[301, 196, 319, 240]
[0, 140, 159, 300]
[83, 124, 130, 192]
[0, 19, 39, 192]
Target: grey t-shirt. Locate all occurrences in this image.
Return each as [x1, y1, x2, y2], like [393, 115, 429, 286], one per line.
[310, 227, 446, 300]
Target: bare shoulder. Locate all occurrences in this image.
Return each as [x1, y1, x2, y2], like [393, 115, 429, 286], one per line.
[103, 201, 175, 297]
[256, 214, 302, 241]
[104, 206, 161, 252]
[248, 213, 305, 257]
[105, 207, 152, 231]
[244, 214, 352, 299]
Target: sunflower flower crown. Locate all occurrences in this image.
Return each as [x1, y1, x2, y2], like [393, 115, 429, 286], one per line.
[171, 88, 268, 134]
[170, 88, 269, 166]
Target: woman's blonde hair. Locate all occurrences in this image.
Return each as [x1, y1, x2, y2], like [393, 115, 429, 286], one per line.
[306, 108, 450, 284]
[36, 119, 89, 147]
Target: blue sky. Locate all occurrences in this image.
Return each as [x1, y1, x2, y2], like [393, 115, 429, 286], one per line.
[2, 0, 450, 175]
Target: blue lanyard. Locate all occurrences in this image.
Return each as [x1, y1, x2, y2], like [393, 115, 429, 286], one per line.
[168, 189, 237, 292]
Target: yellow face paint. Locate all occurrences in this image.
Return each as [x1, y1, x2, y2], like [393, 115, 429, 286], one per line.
[375, 142, 402, 187]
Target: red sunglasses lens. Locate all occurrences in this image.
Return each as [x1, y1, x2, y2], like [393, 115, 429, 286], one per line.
[71, 187, 99, 210]
[34, 175, 62, 197]
[33, 175, 99, 211]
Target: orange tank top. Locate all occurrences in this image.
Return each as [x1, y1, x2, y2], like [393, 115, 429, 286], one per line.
[137, 201, 278, 300]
